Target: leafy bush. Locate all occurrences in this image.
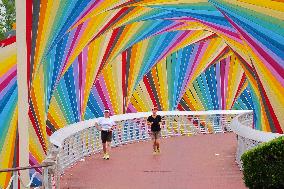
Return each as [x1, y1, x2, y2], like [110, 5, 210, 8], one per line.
[241, 136, 284, 189]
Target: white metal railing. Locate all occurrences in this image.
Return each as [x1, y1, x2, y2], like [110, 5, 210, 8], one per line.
[44, 110, 253, 188]
[6, 110, 281, 188]
[0, 162, 55, 189]
[230, 112, 284, 169]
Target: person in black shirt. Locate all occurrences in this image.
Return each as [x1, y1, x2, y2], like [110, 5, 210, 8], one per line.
[147, 107, 162, 154]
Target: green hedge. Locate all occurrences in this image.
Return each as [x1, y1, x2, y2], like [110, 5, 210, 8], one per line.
[241, 136, 284, 189]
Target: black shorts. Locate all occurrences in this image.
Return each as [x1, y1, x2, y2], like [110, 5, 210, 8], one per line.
[151, 131, 161, 140]
[101, 131, 112, 143]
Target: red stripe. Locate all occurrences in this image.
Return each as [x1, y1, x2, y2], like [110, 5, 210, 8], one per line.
[28, 108, 47, 153]
[220, 59, 226, 109]
[143, 76, 157, 107]
[0, 36, 16, 47]
[46, 126, 52, 136]
[251, 64, 283, 133]
[122, 51, 127, 113]
[95, 28, 120, 79]
[205, 46, 229, 69]
[59, 24, 83, 80]
[231, 73, 246, 108]
[218, 9, 284, 78]
[90, 7, 129, 43]
[177, 104, 184, 111]
[237, 54, 282, 133]
[78, 53, 83, 95]
[0, 70, 17, 92]
[26, 0, 33, 90]
[94, 81, 109, 110]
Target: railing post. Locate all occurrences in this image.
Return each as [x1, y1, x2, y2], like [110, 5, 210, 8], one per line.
[12, 171, 18, 189]
[43, 145, 60, 189]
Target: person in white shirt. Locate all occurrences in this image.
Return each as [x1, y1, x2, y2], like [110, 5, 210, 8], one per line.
[95, 109, 116, 160]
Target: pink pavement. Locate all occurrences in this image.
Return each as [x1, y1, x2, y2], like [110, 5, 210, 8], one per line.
[61, 133, 247, 189]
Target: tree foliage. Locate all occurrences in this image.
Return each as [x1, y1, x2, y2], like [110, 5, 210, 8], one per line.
[241, 136, 284, 189]
[0, 0, 16, 40]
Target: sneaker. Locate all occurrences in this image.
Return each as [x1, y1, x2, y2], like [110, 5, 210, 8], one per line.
[105, 153, 110, 160]
[153, 150, 157, 155]
[103, 153, 107, 159]
[157, 148, 161, 154]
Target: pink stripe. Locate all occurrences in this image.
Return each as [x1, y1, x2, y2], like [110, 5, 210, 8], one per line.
[220, 59, 226, 109]
[219, 9, 284, 86]
[224, 57, 230, 109]
[82, 47, 88, 115]
[29, 153, 42, 174]
[157, 31, 192, 61]
[0, 77, 16, 100]
[78, 53, 83, 119]
[167, 17, 242, 43]
[155, 21, 186, 36]
[187, 42, 206, 84]
[99, 76, 114, 114]
[94, 80, 108, 111]
[74, 0, 104, 28]
[0, 65, 16, 83]
[0, 70, 17, 92]
[126, 103, 137, 113]
[91, 84, 104, 109]
[245, 39, 284, 87]
[59, 24, 84, 79]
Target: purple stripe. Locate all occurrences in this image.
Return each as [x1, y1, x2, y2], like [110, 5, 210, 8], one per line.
[0, 65, 16, 84]
[91, 85, 104, 110]
[99, 76, 114, 114]
[179, 46, 197, 101]
[220, 59, 226, 109]
[72, 58, 81, 120]
[216, 61, 222, 109]
[158, 31, 192, 62]
[0, 69, 17, 92]
[94, 79, 108, 111]
[0, 77, 17, 100]
[219, 9, 284, 85]
[81, 46, 88, 109]
[224, 57, 230, 109]
[75, 0, 104, 26]
[126, 103, 137, 113]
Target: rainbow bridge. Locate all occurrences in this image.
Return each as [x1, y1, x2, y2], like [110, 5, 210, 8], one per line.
[0, 0, 283, 188]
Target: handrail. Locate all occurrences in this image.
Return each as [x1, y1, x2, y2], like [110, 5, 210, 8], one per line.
[231, 114, 283, 142]
[50, 110, 252, 148]
[230, 112, 284, 168]
[0, 163, 54, 173]
[44, 110, 252, 188]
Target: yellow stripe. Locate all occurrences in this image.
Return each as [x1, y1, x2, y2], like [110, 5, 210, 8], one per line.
[0, 106, 17, 188]
[224, 0, 284, 19]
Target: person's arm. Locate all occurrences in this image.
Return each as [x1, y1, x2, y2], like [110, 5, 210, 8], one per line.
[158, 115, 162, 126]
[95, 119, 102, 131]
[147, 117, 152, 126]
[147, 117, 153, 132]
[110, 120, 116, 131]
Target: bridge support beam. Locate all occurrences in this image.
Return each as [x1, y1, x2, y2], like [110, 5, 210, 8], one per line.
[16, 0, 30, 186]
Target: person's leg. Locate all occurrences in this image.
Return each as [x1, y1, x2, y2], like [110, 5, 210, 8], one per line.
[151, 132, 157, 154]
[156, 139, 160, 151]
[102, 142, 107, 154]
[101, 131, 108, 159]
[156, 131, 161, 153]
[105, 131, 112, 159]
